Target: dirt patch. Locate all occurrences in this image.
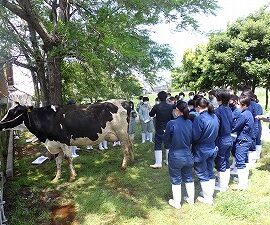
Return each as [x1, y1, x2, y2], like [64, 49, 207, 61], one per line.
[51, 204, 79, 225]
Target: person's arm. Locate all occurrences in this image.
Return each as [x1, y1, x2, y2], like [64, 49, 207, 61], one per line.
[192, 117, 203, 143]
[163, 121, 173, 145]
[149, 105, 157, 117]
[232, 113, 245, 133]
[256, 114, 270, 122]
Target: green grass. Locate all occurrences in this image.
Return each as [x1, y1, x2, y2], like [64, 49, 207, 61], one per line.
[4, 126, 270, 225]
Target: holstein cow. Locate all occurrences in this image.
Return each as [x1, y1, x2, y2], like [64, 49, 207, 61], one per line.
[0, 100, 134, 182]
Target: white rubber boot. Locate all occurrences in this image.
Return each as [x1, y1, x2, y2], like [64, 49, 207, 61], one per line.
[169, 184, 181, 209]
[87, 145, 93, 150]
[103, 140, 108, 149]
[248, 151, 257, 168]
[164, 149, 169, 165]
[149, 132, 153, 143]
[71, 146, 79, 157]
[230, 157, 236, 169]
[230, 167, 238, 175]
[99, 142, 104, 150]
[141, 133, 146, 143]
[184, 182, 195, 205]
[150, 150, 162, 168]
[146, 132, 150, 141]
[215, 171, 228, 192]
[197, 180, 214, 205]
[238, 167, 249, 190]
[129, 133, 135, 141]
[255, 145, 262, 159]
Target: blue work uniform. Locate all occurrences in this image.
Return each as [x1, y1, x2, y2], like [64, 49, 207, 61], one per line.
[214, 105, 233, 172]
[248, 101, 259, 150]
[230, 106, 242, 157]
[149, 101, 174, 150]
[232, 108, 254, 169]
[192, 111, 219, 181]
[255, 103, 263, 145]
[164, 116, 193, 184]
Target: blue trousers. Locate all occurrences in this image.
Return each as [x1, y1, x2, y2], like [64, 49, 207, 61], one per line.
[235, 140, 252, 169]
[193, 148, 217, 181]
[215, 136, 233, 172]
[154, 129, 169, 150]
[168, 151, 193, 184]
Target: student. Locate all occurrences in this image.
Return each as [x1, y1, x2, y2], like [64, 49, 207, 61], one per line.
[214, 90, 233, 192]
[149, 91, 174, 168]
[254, 95, 263, 160]
[128, 101, 137, 142]
[241, 90, 262, 167]
[139, 97, 154, 143]
[229, 95, 241, 173]
[164, 100, 194, 209]
[232, 95, 254, 190]
[208, 90, 219, 110]
[188, 92, 195, 100]
[179, 92, 185, 101]
[192, 97, 219, 204]
[67, 99, 79, 157]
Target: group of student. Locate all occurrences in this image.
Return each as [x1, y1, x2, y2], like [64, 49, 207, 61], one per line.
[143, 89, 265, 209]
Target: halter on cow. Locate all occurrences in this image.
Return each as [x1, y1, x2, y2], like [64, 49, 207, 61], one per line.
[0, 100, 134, 182]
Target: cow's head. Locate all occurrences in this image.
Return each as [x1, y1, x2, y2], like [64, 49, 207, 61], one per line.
[0, 103, 32, 131]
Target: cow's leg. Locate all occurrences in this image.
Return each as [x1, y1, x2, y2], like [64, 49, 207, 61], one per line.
[67, 156, 77, 181]
[52, 151, 64, 183]
[128, 137, 135, 162]
[120, 140, 130, 169]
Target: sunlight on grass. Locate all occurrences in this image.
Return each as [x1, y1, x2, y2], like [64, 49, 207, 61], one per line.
[4, 128, 270, 225]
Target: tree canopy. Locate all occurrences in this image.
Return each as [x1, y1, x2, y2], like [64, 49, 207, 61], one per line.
[0, 0, 218, 105]
[172, 8, 270, 108]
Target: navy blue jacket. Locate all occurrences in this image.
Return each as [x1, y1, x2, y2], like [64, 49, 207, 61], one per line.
[149, 101, 174, 131]
[192, 111, 219, 162]
[215, 105, 233, 137]
[232, 108, 254, 143]
[163, 116, 193, 153]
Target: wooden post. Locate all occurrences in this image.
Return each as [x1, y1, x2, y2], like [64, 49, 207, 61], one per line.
[6, 130, 13, 178]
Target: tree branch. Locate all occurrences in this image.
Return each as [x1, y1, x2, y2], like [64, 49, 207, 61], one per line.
[1, 0, 53, 46]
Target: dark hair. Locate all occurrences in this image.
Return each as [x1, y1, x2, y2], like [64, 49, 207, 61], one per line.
[169, 96, 175, 101]
[188, 99, 195, 107]
[230, 94, 239, 102]
[143, 97, 149, 102]
[167, 92, 171, 97]
[179, 92, 185, 97]
[215, 89, 230, 105]
[189, 92, 194, 96]
[139, 96, 143, 100]
[193, 94, 203, 102]
[195, 97, 215, 114]
[241, 90, 255, 101]
[239, 95, 251, 107]
[129, 101, 134, 110]
[175, 95, 179, 100]
[158, 91, 167, 101]
[67, 99, 76, 105]
[176, 100, 189, 119]
[208, 90, 216, 97]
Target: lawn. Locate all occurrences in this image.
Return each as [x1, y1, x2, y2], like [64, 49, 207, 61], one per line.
[4, 126, 270, 225]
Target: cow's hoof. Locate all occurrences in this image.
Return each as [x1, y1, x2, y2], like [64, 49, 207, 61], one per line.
[119, 166, 127, 171]
[69, 176, 76, 182]
[51, 177, 59, 183]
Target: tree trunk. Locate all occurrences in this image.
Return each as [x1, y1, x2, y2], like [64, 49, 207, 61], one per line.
[36, 62, 50, 106]
[266, 86, 269, 110]
[47, 56, 63, 105]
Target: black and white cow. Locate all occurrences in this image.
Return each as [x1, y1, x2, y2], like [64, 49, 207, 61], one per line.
[0, 100, 134, 182]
